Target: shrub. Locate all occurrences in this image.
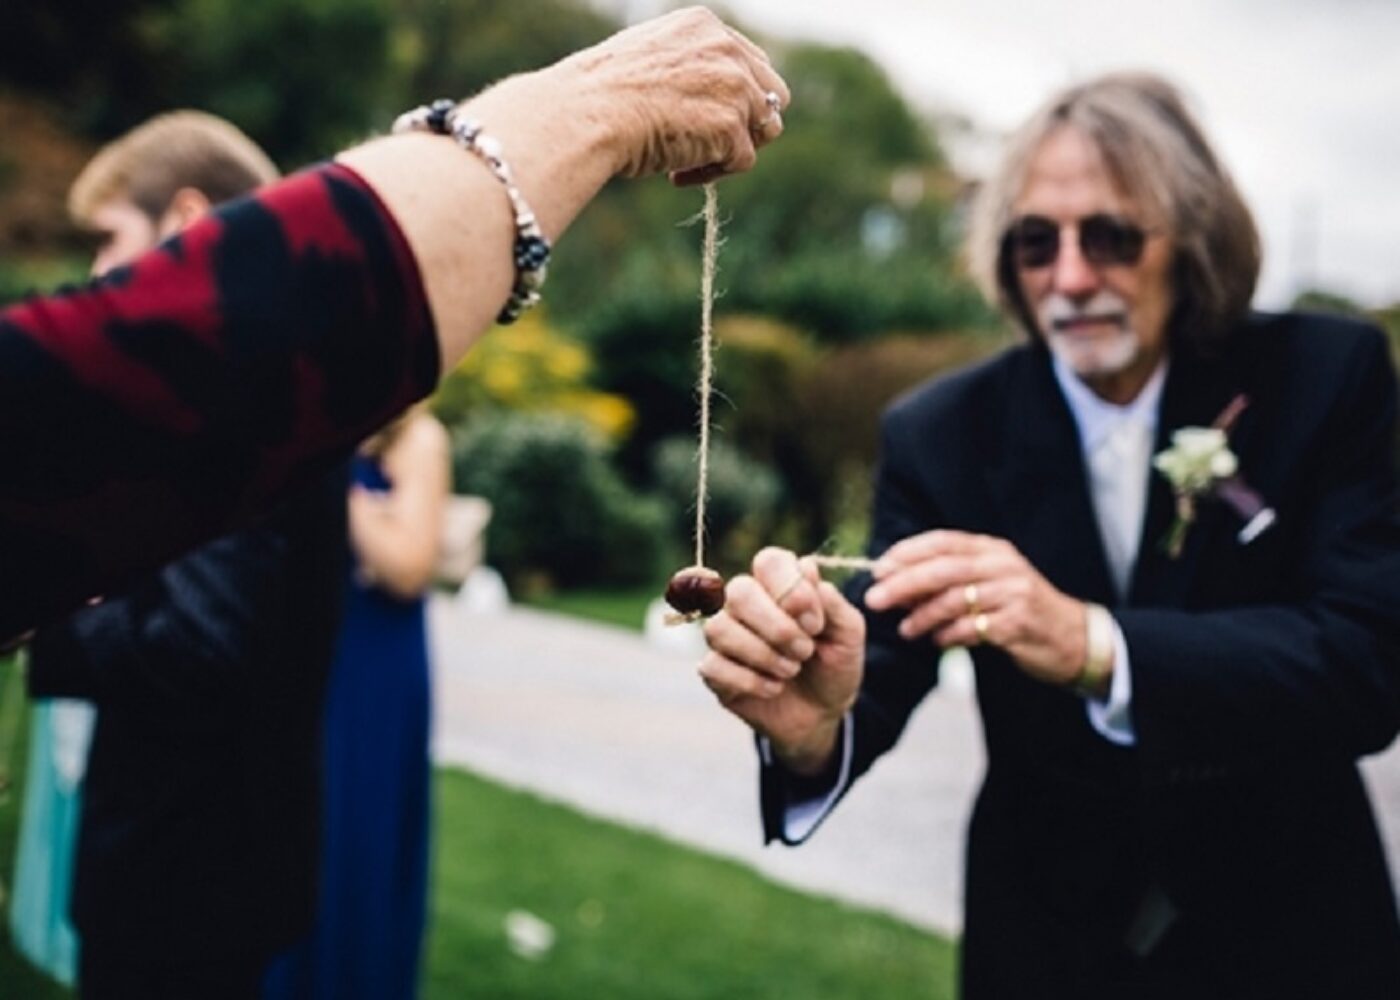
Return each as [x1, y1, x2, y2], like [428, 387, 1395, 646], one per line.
[431, 309, 635, 444]
[755, 248, 997, 342]
[575, 276, 701, 478]
[652, 435, 782, 578]
[452, 412, 676, 591]
[790, 331, 1009, 540]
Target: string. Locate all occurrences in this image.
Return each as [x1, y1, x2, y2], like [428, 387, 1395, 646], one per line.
[693, 182, 720, 568]
[805, 554, 877, 570]
[689, 186, 875, 576]
[678, 187, 872, 621]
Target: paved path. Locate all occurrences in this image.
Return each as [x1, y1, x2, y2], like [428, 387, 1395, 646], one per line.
[429, 598, 1400, 935]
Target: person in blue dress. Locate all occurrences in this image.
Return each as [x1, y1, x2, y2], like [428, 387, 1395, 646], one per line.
[266, 406, 450, 1000]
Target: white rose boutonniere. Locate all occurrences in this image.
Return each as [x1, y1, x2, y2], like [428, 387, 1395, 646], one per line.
[1152, 396, 1276, 558]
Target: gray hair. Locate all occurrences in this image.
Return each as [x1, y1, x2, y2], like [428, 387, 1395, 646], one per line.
[966, 72, 1260, 349]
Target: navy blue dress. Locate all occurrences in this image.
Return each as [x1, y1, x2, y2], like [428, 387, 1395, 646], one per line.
[264, 454, 432, 1000]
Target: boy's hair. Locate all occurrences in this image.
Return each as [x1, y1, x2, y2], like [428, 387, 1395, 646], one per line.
[69, 110, 278, 224]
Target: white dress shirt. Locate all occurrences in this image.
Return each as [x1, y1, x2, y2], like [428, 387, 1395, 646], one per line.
[773, 356, 1169, 840]
[1051, 354, 1167, 747]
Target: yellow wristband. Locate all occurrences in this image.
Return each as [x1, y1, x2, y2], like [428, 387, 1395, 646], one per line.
[1074, 603, 1114, 696]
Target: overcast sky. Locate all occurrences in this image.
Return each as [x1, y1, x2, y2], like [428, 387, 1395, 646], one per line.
[618, 1, 1400, 309]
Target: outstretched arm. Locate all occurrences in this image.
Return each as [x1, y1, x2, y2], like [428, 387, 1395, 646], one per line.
[341, 7, 788, 370]
[0, 8, 787, 639]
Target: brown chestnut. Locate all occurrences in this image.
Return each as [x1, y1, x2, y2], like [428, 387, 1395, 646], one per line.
[664, 566, 726, 618]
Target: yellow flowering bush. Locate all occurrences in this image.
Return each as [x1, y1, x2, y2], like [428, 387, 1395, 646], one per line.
[431, 309, 635, 443]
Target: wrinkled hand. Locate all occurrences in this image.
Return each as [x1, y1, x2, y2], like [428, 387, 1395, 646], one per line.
[700, 548, 864, 774]
[558, 6, 790, 184]
[866, 530, 1087, 687]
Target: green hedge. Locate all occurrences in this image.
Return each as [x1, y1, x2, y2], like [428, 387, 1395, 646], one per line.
[452, 412, 676, 592]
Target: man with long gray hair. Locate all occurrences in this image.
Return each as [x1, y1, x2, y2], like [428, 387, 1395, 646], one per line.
[704, 72, 1400, 996]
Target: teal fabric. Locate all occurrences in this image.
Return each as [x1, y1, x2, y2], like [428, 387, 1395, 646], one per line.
[9, 698, 93, 987]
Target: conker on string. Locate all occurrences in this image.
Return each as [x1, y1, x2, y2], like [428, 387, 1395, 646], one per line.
[665, 566, 726, 618]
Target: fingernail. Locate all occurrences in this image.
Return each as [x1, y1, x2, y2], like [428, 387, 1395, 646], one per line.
[763, 680, 783, 697]
[798, 611, 821, 634]
[778, 658, 800, 678]
[789, 638, 814, 661]
[871, 561, 890, 578]
[865, 585, 886, 608]
[897, 617, 914, 639]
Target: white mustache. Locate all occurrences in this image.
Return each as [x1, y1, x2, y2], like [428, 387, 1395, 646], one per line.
[1043, 293, 1130, 331]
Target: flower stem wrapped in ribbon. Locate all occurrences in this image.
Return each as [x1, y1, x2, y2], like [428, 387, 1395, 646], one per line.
[1152, 395, 1275, 558]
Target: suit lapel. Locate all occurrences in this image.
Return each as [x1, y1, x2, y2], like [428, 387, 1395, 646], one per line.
[1130, 344, 1248, 608]
[982, 349, 1117, 606]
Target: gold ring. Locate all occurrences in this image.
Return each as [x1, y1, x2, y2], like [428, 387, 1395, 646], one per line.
[973, 612, 990, 645]
[963, 583, 980, 615]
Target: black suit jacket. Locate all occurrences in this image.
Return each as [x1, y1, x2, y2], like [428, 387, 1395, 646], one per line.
[761, 313, 1400, 998]
[28, 464, 348, 963]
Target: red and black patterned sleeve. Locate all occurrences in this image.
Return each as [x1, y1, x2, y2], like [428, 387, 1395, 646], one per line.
[0, 162, 440, 639]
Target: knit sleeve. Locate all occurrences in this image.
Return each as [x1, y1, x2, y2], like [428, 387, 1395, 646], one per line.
[0, 162, 439, 638]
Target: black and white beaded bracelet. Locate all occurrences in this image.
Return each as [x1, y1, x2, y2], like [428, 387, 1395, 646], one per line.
[392, 99, 551, 324]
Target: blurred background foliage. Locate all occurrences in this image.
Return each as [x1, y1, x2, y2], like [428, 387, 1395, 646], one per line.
[2, 0, 1394, 592]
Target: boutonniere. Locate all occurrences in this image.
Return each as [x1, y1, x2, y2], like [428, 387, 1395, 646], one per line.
[1152, 395, 1276, 558]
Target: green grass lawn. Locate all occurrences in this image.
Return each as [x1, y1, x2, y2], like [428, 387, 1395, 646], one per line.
[425, 768, 955, 1000]
[2, 656, 956, 1000]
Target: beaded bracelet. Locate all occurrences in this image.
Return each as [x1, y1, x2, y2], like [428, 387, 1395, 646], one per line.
[392, 99, 551, 324]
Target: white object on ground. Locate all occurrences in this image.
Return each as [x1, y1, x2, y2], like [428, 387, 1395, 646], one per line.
[454, 566, 511, 615]
[504, 909, 556, 960]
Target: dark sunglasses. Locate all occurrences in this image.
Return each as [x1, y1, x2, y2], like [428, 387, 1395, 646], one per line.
[1004, 213, 1149, 269]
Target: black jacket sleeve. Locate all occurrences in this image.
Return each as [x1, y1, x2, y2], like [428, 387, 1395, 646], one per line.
[27, 519, 293, 728]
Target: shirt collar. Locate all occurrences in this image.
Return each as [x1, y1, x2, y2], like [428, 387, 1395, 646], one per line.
[1051, 352, 1169, 456]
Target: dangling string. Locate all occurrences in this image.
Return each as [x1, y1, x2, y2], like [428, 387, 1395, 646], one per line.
[662, 184, 723, 627]
[688, 185, 875, 578]
[692, 182, 721, 568]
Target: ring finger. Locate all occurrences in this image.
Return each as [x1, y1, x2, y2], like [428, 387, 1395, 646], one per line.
[897, 577, 1013, 641]
[934, 608, 999, 650]
[749, 87, 785, 141]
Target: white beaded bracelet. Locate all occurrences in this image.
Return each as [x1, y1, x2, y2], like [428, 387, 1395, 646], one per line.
[392, 99, 551, 324]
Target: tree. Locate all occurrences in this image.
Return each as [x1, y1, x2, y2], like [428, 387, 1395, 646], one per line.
[142, 0, 399, 166]
[392, 0, 617, 102]
[547, 41, 987, 342]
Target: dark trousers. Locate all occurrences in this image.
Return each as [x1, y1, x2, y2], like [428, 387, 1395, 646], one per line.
[79, 946, 267, 1000]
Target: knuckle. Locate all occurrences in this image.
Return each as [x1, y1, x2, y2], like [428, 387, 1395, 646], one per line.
[753, 546, 789, 573]
[726, 574, 758, 602]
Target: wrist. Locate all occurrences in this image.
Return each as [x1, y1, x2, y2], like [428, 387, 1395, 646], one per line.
[1071, 602, 1115, 698]
[460, 68, 618, 233]
[772, 715, 844, 777]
